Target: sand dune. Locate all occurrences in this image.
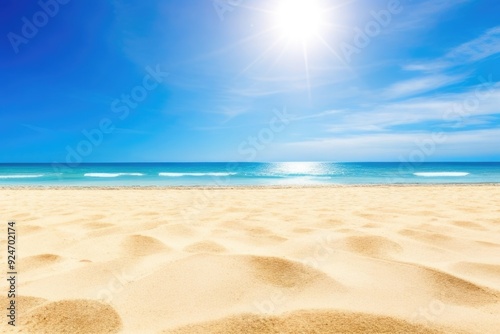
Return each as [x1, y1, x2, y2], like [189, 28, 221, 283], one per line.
[21, 254, 63, 271]
[1, 186, 500, 333]
[24, 300, 122, 334]
[342, 235, 403, 259]
[121, 235, 170, 257]
[163, 310, 447, 334]
[421, 266, 499, 306]
[183, 240, 227, 253]
[110, 254, 346, 332]
[453, 262, 500, 278]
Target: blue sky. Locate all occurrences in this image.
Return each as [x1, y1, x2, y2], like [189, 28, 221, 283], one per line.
[1, 0, 499, 163]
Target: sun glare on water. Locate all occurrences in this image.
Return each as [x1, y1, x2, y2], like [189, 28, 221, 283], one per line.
[274, 0, 325, 43]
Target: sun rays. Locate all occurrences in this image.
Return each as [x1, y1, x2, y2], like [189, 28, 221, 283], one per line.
[225, 0, 350, 101]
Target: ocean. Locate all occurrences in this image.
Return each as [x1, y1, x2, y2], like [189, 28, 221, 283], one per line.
[0, 162, 499, 186]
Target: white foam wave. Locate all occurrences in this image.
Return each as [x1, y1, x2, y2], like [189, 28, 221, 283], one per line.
[159, 172, 236, 177]
[413, 172, 470, 177]
[0, 174, 44, 179]
[84, 173, 144, 178]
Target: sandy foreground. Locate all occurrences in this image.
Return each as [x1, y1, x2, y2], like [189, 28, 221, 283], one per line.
[0, 185, 499, 333]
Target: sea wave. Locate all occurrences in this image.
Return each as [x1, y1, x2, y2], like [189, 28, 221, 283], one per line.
[84, 173, 144, 178]
[413, 172, 470, 177]
[0, 174, 45, 179]
[158, 172, 236, 177]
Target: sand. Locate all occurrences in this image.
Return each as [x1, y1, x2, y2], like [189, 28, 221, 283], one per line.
[0, 185, 499, 333]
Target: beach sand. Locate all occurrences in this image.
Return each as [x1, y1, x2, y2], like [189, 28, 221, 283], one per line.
[1, 185, 499, 333]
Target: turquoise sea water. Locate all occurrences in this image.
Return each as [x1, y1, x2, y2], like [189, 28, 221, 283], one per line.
[0, 162, 499, 186]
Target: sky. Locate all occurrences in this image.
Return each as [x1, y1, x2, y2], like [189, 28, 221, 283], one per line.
[1, 0, 499, 163]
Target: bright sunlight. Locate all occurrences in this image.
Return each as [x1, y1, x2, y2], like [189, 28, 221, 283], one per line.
[274, 0, 325, 43]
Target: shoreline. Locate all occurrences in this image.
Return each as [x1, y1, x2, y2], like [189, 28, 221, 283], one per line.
[1, 183, 499, 190]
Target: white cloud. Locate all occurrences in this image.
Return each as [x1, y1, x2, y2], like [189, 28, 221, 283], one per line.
[292, 109, 344, 121]
[382, 74, 467, 99]
[321, 79, 500, 132]
[405, 26, 500, 72]
[446, 26, 500, 62]
[265, 128, 500, 161]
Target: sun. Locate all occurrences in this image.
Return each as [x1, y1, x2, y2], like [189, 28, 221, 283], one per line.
[274, 0, 325, 43]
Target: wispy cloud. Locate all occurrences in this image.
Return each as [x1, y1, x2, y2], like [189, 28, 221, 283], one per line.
[405, 26, 500, 72]
[448, 26, 500, 62]
[382, 74, 467, 99]
[292, 109, 344, 121]
[267, 128, 500, 161]
[216, 106, 250, 119]
[325, 80, 500, 133]
[393, 0, 470, 31]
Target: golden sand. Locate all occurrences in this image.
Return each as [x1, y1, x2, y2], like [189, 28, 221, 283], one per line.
[1, 186, 499, 333]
